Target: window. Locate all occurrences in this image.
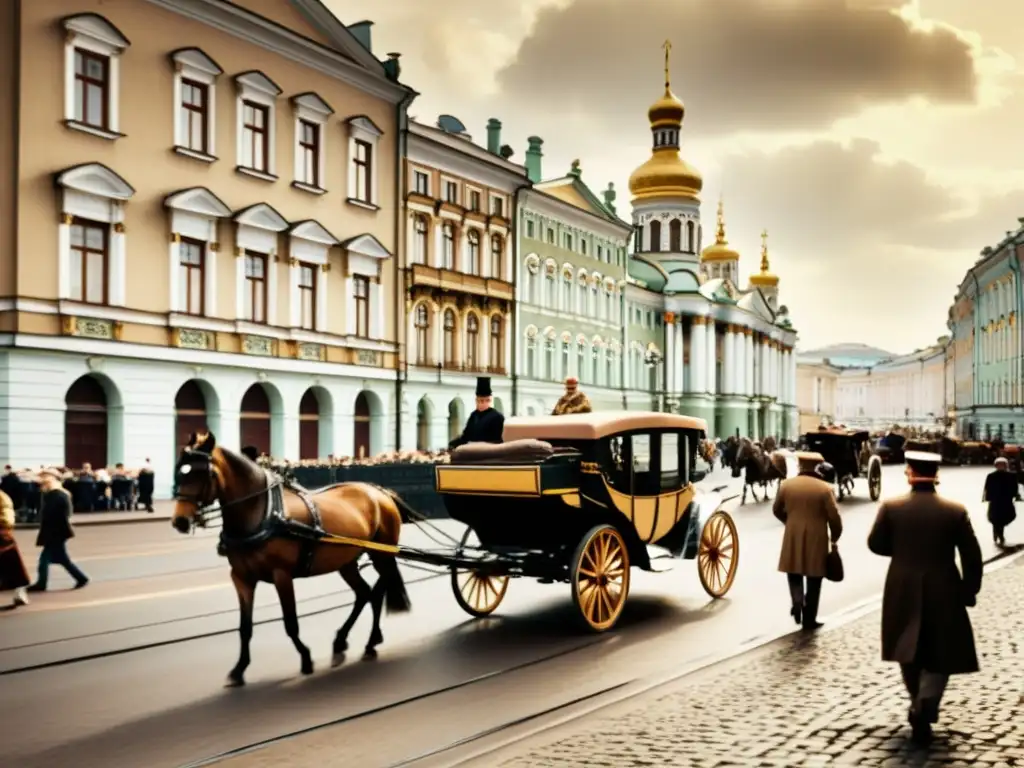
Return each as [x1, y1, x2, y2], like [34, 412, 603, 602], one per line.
[661, 432, 680, 490]
[687, 221, 695, 251]
[443, 309, 456, 365]
[545, 339, 556, 379]
[413, 215, 428, 265]
[442, 223, 456, 270]
[241, 101, 269, 172]
[649, 220, 662, 252]
[490, 315, 503, 370]
[444, 181, 458, 204]
[491, 196, 504, 217]
[353, 140, 373, 202]
[581, 239, 588, 256]
[562, 277, 572, 310]
[546, 227, 555, 244]
[563, 232, 573, 249]
[669, 219, 682, 252]
[69, 219, 108, 304]
[467, 230, 481, 276]
[561, 340, 571, 375]
[178, 238, 205, 315]
[414, 304, 430, 365]
[297, 119, 320, 188]
[74, 49, 109, 130]
[353, 275, 370, 338]
[466, 314, 480, 370]
[468, 190, 481, 212]
[244, 253, 267, 322]
[179, 79, 209, 154]
[414, 171, 429, 195]
[597, 244, 604, 262]
[298, 263, 316, 330]
[490, 235, 503, 279]
[526, 220, 535, 239]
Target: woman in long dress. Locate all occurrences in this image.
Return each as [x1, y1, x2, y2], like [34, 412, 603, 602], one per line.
[0, 488, 30, 607]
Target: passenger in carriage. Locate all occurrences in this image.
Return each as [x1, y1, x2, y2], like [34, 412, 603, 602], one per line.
[448, 378, 505, 450]
[552, 377, 592, 415]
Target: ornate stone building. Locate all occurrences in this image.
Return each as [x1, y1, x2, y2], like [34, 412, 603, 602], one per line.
[622, 45, 799, 439]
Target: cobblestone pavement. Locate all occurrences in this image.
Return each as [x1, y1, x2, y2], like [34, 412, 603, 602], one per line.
[497, 553, 1024, 768]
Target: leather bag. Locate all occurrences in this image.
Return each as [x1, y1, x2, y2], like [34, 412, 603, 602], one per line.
[825, 544, 844, 583]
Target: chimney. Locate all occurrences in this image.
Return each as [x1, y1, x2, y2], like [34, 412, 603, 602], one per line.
[603, 182, 617, 214]
[348, 21, 373, 53]
[383, 52, 401, 81]
[486, 119, 502, 155]
[525, 136, 543, 183]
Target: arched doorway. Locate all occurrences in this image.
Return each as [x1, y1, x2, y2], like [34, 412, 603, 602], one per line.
[354, 392, 371, 459]
[240, 384, 272, 457]
[448, 399, 463, 443]
[65, 375, 108, 469]
[416, 397, 432, 451]
[299, 389, 321, 460]
[174, 380, 208, 450]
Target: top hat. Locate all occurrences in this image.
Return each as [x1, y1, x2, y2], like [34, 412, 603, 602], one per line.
[475, 377, 493, 397]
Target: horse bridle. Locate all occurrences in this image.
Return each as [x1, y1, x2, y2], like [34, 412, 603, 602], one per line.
[174, 449, 280, 529]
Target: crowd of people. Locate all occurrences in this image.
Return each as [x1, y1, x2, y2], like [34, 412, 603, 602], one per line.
[1, 462, 155, 517]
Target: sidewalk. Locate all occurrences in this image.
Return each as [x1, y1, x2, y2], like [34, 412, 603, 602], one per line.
[495, 553, 1024, 768]
[15, 500, 174, 528]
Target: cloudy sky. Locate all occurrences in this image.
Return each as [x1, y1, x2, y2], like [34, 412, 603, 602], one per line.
[326, 0, 1024, 353]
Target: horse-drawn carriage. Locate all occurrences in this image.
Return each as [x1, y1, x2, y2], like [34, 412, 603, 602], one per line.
[802, 429, 882, 501]
[904, 436, 967, 465]
[874, 433, 906, 465]
[437, 412, 739, 632]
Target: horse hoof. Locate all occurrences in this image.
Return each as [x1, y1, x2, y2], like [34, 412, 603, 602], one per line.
[225, 675, 246, 688]
[301, 660, 315, 675]
[331, 652, 346, 668]
[362, 648, 378, 661]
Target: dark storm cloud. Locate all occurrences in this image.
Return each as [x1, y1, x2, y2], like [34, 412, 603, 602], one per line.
[497, 0, 978, 136]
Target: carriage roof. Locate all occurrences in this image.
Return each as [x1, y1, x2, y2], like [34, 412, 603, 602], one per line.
[805, 429, 870, 441]
[502, 412, 707, 443]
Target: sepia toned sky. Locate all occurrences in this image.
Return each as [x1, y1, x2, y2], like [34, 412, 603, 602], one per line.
[326, 0, 1024, 353]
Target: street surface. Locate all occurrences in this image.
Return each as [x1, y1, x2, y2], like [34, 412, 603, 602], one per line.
[0, 464, 1015, 768]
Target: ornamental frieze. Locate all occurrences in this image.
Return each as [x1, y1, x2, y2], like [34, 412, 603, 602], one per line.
[173, 328, 214, 350]
[242, 335, 275, 357]
[62, 316, 122, 341]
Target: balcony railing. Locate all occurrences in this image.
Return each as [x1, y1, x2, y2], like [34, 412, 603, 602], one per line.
[409, 361, 508, 376]
[408, 263, 513, 301]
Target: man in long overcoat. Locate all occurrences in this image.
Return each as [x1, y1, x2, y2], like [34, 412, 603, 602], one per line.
[982, 457, 1018, 546]
[867, 451, 982, 743]
[552, 378, 592, 415]
[773, 451, 842, 631]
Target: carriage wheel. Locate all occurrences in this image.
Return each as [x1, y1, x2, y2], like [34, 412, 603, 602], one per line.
[868, 462, 882, 501]
[571, 525, 630, 633]
[451, 528, 509, 618]
[698, 511, 739, 598]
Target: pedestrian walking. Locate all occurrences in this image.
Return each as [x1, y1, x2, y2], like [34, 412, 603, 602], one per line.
[772, 451, 842, 631]
[982, 457, 1018, 546]
[0, 488, 30, 607]
[28, 468, 89, 592]
[867, 451, 983, 744]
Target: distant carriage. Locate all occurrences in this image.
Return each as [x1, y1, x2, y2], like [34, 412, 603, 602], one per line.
[874, 433, 906, 465]
[802, 429, 882, 501]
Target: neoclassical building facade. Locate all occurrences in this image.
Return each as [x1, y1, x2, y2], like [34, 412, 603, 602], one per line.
[621, 48, 799, 439]
[401, 117, 526, 449]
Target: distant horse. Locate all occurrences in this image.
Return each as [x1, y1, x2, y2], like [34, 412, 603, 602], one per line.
[720, 436, 740, 472]
[171, 432, 412, 687]
[762, 436, 778, 453]
[733, 439, 788, 503]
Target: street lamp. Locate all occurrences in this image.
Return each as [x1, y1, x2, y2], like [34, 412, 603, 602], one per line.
[644, 348, 664, 412]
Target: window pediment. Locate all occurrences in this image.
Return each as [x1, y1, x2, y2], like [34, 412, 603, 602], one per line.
[292, 92, 334, 117]
[235, 70, 282, 98]
[164, 187, 231, 218]
[347, 115, 383, 138]
[233, 203, 289, 232]
[289, 219, 339, 246]
[342, 233, 391, 260]
[170, 47, 223, 78]
[56, 163, 134, 200]
[63, 13, 130, 50]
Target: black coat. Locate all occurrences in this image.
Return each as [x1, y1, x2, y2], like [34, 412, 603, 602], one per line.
[983, 469, 1018, 527]
[449, 408, 504, 450]
[36, 489, 75, 548]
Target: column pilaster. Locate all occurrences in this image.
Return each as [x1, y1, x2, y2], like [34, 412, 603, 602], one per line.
[674, 317, 685, 396]
[690, 316, 706, 393]
[665, 313, 677, 395]
[706, 319, 717, 396]
[745, 329, 755, 396]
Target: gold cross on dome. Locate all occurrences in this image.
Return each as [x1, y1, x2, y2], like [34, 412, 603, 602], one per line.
[663, 40, 672, 90]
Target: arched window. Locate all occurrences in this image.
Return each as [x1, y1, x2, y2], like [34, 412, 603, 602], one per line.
[466, 314, 480, 370]
[561, 339, 571, 378]
[414, 303, 430, 365]
[669, 219, 682, 252]
[577, 341, 588, 383]
[686, 221, 695, 252]
[489, 315, 503, 370]
[545, 336, 556, 379]
[442, 223, 455, 270]
[443, 308, 456, 365]
[413, 215, 429, 265]
[467, 230, 481, 276]
[649, 220, 662, 252]
[490, 234, 503, 279]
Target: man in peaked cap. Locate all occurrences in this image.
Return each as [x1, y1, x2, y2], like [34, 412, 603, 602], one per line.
[448, 377, 504, 450]
[868, 451, 983, 743]
[552, 377, 592, 415]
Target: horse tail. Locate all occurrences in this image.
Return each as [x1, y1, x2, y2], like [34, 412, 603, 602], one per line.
[378, 553, 412, 613]
[367, 485, 413, 614]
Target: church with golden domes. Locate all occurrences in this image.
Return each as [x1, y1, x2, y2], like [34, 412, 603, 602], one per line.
[621, 41, 798, 440]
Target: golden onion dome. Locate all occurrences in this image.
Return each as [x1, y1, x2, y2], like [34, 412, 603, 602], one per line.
[749, 230, 780, 287]
[701, 200, 740, 263]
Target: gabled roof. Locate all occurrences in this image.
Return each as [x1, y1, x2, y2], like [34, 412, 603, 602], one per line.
[535, 173, 628, 228]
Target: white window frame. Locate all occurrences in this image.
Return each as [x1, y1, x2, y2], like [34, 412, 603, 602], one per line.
[235, 71, 282, 181]
[346, 116, 383, 209]
[232, 204, 289, 325]
[55, 163, 134, 308]
[343, 234, 392, 338]
[489, 193, 507, 218]
[291, 93, 334, 194]
[465, 185, 483, 214]
[164, 187, 230, 316]
[411, 168, 431, 196]
[440, 176, 460, 205]
[62, 13, 130, 140]
[288, 220, 336, 331]
[171, 48, 222, 163]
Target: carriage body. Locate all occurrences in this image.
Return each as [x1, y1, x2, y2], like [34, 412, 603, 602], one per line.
[434, 412, 739, 631]
[802, 429, 882, 501]
[874, 433, 906, 465]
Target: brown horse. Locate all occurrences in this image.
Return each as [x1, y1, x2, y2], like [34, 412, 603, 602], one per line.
[733, 439, 788, 503]
[170, 432, 411, 687]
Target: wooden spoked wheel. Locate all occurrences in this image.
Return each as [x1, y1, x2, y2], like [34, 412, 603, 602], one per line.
[697, 511, 739, 599]
[868, 462, 882, 501]
[571, 525, 630, 633]
[451, 527, 509, 618]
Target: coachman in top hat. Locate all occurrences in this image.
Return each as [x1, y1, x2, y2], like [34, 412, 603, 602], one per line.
[448, 377, 504, 450]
